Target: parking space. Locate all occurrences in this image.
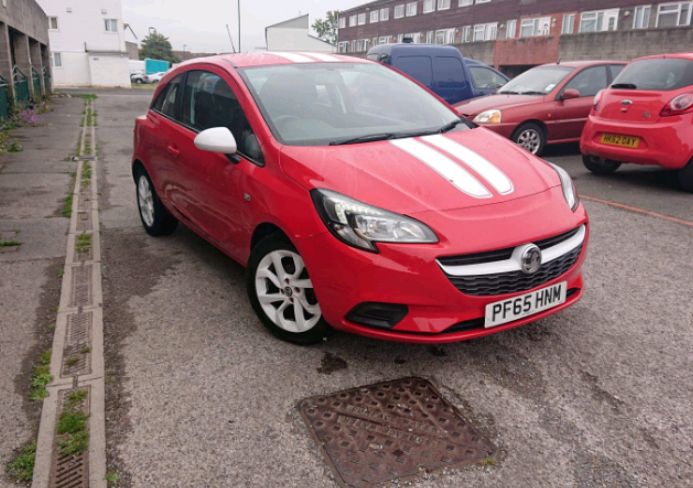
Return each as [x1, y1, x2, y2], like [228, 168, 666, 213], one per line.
[93, 89, 692, 487]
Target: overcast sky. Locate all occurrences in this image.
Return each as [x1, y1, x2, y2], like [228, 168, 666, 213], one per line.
[122, 0, 359, 53]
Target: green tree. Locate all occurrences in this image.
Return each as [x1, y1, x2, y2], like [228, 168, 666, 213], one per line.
[312, 11, 339, 45]
[139, 30, 179, 63]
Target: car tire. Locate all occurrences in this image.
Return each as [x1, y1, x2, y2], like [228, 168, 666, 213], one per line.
[134, 166, 178, 236]
[678, 159, 693, 193]
[247, 235, 331, 345]
[135, 79, 143, 84]
[582, 155, 621, 175]
[512, 122, 546, 155]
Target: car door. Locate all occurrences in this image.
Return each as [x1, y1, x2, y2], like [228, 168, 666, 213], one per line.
[176, 69, 265, 249]
[547, 65, 609, 141]
[145, 74, 185, 207]
[468, 65, 509, 97]
[431, 56, 471, 104]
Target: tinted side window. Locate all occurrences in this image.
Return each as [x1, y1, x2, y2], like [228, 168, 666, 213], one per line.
[564, 66, 608, 97]
[182, 70, 263, 163]
[152, 74, 183, 118]
[470, 66, 507, 89]
[608, 64, 624, 81]
[433, 56, 465, 84]
[395, 56, 433, 85]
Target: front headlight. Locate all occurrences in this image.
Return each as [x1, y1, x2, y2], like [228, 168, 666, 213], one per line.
[549, 163, 579, 211]
[473, 109, 502, 124]
[310, 189, 438, 252]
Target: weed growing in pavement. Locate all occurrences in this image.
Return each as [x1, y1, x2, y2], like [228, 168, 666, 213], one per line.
[76, 233, 92, 254]
[4, 440, 36, 482]
[80, 345, 92, 354]
[82, 161, 92, 183]
[7, 139, 22, 152]
[65, 355, 80, 367]
[78, 93, 97, 101]
[29, 350, 52, 401]
[106, 471, 120, 485]
[18, 108, 40, 127]
[480, 457, 496, 466]
[0, 240, 21, 247]
[62, 193, 73, 218]
[57, 389, 89, 456]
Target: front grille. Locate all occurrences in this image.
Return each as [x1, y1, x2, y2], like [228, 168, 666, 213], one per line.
[445, 245, 583, 296]
[438, 227, 580, 267]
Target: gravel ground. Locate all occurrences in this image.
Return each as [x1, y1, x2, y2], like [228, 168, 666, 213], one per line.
[94, 89, 692, 488]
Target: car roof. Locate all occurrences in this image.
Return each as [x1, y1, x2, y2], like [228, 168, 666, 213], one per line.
[537, 60, 625, 69]
[367, 43, 461, 56]
[177, 52, 370, 69]
[633, 52, 693, 62]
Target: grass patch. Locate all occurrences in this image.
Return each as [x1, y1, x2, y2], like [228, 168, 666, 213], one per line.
[77, 93, 97, 101]
[58, 429, 88, 456]
[57, 389, 89, 456]
[80, 345, 92, 354]
[0, 240, 21, 247]
[480, 457, 496, 466]
[65, 389, 87, 410]
[5, 440, 36, 483]
[65, 355, 79, 367]
[82, 161, 92, 182]
[75, 233, 91, 254]
[30, 350, 52, 401]
[106, 471, 119, 485]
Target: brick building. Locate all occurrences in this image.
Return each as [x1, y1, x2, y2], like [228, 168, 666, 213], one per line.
[337, 0, 693, 74]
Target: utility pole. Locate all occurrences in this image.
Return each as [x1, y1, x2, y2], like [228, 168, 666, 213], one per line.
[226, 24, 237, 53]
[237, 0, 241, 53]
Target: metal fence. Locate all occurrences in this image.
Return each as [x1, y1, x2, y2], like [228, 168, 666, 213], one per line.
[31, 67, 42, 99]
[0, 75, 10, 121]
[43, 66, 51, 95]
[12, 66, 29, 108]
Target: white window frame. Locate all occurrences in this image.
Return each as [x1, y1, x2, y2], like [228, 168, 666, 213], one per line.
[562, 13, 575, 34]
[520, 17, 551, 37]
[461, 25, 472, 42]
[104, 18, 118, 32]
[459, 0, 473, 6]
[406, 2, 418, 16]
[425, 30, 434, 43]
[656, 2, 692, 27]
[49, 16, 59, 30]
[632, 5, 651, 29]
[338, 16, 346, 29]
[579, 9, 619, 33]
[505, 19, 517, 38]
[53, 52, 62, 67]
[357, 13, 367, 25]
[438, 0, 451, 10]
[349, 14, 357, 26]
[380, 7, 389, 21]
[378, 36, 389, 44]
[338, 41, 349, 53]
[370, 10, 379, 23]
[423, 0, 435, 14]
[394, 4, 405, 18]
[475, 0, 491, 3]
[434, 28, 455, 44]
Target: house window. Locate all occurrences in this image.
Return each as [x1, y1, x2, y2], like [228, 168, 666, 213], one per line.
[425, 30, 434, 43]
[472, 22, 497, 41]
[380, 8, 389, 20]
[434, 28, 454, 44]
[579, 9, 619, 33]
[49, 16, 59, 30]
[461, 25, 472, 42]
[349, 14, 357, 26]
[338, 17, 346, 29]
[656, 2, 692, 27]
[476, 0, 491, 3]
[520, 17, 551, 37]
[423, 0, 435, 14]
[394, 5, 405, 18]
[633, 5, 651, 28]
[370, 10, 379, 23]
[505, 19, 517, 38]
[459, 0, 473, 6]
[338, 42, 349, 53]
[53, 52, 62, 67]
[562, 14, 575, 34]
[357, 13, 366, 25]
[354, 39, 369, 51]
[405, 32, 421, 42]
[406, 2, 418, 16]
[104, 18, 118, 32]
[438, 0, 451, 10]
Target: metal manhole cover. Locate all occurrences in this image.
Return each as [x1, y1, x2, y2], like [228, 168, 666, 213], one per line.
[299, 377, 494, 487]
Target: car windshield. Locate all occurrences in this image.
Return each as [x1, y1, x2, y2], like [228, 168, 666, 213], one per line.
[499, 66, 574, 95]
[239, 63, 465, 146]
[612, 58, 693, 91]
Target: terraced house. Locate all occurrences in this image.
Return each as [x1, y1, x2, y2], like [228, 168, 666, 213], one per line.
[337, 0, 693, 74]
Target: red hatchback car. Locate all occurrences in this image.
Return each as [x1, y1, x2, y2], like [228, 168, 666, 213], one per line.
[133, 52, 588, 344]
[455, 61, 625, 155]
[581, 53, 693, 192]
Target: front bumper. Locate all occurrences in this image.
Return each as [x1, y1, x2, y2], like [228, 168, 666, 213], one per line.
[296, 190, 588, 343]
[580, 114, 693, 170]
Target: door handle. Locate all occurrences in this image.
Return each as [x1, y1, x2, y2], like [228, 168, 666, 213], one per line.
[166, 144, 180, 158]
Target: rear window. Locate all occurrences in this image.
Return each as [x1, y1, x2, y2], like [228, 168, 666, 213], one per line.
[612, 58, 693, 91]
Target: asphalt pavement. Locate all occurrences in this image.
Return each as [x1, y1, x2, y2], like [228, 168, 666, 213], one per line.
[94, 89, 692, 488]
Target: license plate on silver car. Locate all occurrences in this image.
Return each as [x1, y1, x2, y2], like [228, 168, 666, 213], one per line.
[484, 282, 567, 328]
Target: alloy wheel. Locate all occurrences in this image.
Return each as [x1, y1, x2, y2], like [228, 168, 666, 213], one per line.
[137, 175, 155, 227]
[516, 128, 542, 154]
[254, 250, 321, 333]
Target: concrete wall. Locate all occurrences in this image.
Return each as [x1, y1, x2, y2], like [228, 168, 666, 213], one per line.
[559, 28, 693, 61]
[88, 53, 130, 87]
[51, 51, 89, 86]
[0, 0, 49, 45]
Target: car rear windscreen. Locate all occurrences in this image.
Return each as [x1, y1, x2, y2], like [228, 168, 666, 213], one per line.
[612, 58, 693, 91]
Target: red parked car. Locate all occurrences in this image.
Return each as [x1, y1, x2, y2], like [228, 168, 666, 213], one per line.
[455, 61, 625, 155]
[581, 53, 693, 192]
[133, 52, 588, 344]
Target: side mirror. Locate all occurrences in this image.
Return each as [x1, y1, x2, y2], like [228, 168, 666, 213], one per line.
[560, 88, 581, 100]
[194, 127, 238, 154]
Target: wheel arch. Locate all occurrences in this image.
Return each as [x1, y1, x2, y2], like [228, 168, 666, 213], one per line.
[250, 222, 290, 251]
[512, 119, 548, 139]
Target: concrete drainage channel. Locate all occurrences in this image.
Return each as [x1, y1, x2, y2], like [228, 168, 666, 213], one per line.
[32, 96, 106, 488]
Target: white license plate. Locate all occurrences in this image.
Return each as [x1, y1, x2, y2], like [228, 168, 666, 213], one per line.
[484, 282, 567, 328]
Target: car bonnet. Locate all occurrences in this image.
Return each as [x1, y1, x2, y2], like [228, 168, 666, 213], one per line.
[279, 127, 560, 215]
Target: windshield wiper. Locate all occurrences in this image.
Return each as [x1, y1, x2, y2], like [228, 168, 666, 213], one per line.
[611, 83, 637, 89]
[499, 90, 519, 94]
[437, 118, 465, 133]
[519, 90, 546, 95]
[329, 133, 399, 146]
